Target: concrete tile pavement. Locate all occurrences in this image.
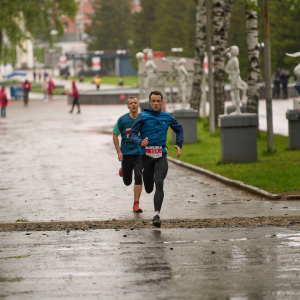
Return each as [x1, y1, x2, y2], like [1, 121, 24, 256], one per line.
[1, 91, 300, 300]
[1, 95, 300, 225]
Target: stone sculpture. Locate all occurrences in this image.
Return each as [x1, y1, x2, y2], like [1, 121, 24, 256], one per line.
[286, 52, 300, 78]
[224, 46, 248, 114]
[177, 58, 189, 108]
[144, 51, 157, 97]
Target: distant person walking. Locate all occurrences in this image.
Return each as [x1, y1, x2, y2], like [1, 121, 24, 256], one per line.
[280, 68, 290, 99]
[21, 79, 32, 106]
[42, 77, 48, 101]
[272, 68, 281, 99]
[43, 71, 48, 79]
[69, 81, 80, 114]
[93, 74, 102, 90]
[0, 86, 8, 118]
[33, 70, 37, 82]
[38, 71, 42, 82]
[113, 96, 143, 213]
[47, 77, 55, 100]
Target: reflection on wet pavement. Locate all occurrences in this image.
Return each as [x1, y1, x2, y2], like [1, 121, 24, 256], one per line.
[1, 97, 300, 299]
[1, 99, 300, 223]
[1, 227, 300, 299]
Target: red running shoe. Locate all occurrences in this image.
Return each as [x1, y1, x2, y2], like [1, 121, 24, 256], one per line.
[119, 168, 123, 177]
[133, 202, 143, 213]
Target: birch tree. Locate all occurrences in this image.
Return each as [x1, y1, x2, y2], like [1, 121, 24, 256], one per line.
[190, 0, 206, 112]
[212, 0, 233, 123]
[246, 0, 260, 114]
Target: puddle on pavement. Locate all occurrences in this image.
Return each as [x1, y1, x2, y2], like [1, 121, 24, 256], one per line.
[72, 126, 112, 135]
[0, 151, 15, 155]
[276, 232, 300, 246]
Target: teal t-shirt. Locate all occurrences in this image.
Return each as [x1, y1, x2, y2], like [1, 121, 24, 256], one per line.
[113, 113, 141, 155]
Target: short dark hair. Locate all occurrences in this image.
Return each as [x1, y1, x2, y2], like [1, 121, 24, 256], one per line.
[127, 96, 138, 103]
[149, 91, 163, 100]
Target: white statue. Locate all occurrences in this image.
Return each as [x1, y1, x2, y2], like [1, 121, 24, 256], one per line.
[286, 52, 300, 78]
[162, 57, 177, 106]
[136, 52, 145, 100]
[177, 58, 189, 108]
[145, 51, 157, 97]
[224, 46, 248, 114]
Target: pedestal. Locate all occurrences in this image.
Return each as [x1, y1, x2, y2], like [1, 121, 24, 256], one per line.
[218, 114, 258, 163]
[139, 99, 149, 112]
[171, 109, 198, 144]
[286, 109, 300, 149]
[226, 105, 246, 115]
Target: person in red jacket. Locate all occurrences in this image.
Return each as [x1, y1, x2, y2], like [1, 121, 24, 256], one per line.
[21, 79, 32, 106]
[0, 86, 8, 118]
[69, 81, 80, 114]
[47, 77, 55, 100]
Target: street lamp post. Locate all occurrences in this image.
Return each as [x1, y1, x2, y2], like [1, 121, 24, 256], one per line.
[116, 50, 126, 77]
[263, 0, 274, 152]
[50, 30, 58, 76]
[206, 0, 215, 133]
[49, 49, 56, 76]
[171, 48, 183, 57]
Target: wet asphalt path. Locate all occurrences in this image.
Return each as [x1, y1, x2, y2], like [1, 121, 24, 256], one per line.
[1, 96, 300, 299]
[1, 96, 300, 223]
[1, 228, 300, 299]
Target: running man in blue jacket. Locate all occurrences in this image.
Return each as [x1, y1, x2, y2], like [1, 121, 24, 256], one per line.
[129, 91, 183, 227]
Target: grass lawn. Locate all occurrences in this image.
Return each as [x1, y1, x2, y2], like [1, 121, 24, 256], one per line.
[166, 118, 300, 194]
[30, 86, 65, 96]
[68, 75, 138, 87]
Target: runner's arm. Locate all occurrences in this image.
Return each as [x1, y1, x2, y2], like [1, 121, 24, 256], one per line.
[129, 114, 143, 146]
[112, 121, 123, 161]
[113, 133, 123, 161]
[170, 115, 184, 149]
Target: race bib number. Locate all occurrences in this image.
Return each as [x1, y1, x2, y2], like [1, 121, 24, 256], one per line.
[126, 128, 139, 138]
[126, 128, 131, 138]
[146, 146, 162, 158]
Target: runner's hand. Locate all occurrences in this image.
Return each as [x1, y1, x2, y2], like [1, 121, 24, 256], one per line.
[141, 137, 149, 147]
[175, 145, 181, 157]
[118, 152, 123, 161]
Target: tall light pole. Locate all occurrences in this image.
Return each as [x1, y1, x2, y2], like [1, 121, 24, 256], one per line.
[206, 0, 215, 134]
[263, 0, 274, 152]
[50, 30, 58, 76]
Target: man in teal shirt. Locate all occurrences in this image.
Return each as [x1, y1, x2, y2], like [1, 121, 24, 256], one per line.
[113, 96, 143, 212]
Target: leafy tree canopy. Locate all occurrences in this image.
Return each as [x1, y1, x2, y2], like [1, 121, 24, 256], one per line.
[0, 0, 77, 63]
[87, 0, 132, 51]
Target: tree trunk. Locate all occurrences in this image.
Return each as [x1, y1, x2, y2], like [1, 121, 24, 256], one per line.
[0, 30, 2, 72]
[246, 0, 260, 114]
[190, 0, 206, 113]
[212, 0, 233, 124]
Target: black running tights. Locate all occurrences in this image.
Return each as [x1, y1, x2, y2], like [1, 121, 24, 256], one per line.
[142, 153, 168, 212]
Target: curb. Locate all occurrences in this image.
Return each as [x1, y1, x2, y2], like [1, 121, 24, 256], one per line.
[167, 156, 281, 200]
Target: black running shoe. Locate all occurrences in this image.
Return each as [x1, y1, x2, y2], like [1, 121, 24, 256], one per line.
[151, 215, 161, 228]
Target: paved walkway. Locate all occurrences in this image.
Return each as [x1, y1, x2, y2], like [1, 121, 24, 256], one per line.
[1, 82, 300, 299]
[1, 96, 300, 224]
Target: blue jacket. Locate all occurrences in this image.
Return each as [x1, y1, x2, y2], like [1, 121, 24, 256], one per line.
[129, 106, 183, 155]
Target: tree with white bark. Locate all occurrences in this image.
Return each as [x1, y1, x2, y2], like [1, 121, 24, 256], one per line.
[212, 0, 233, 123]
[190, 0, 207, 112]
[246, 0, 260, 114]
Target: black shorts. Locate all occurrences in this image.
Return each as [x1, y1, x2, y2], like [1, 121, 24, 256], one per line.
[122, 155, 142, 186]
